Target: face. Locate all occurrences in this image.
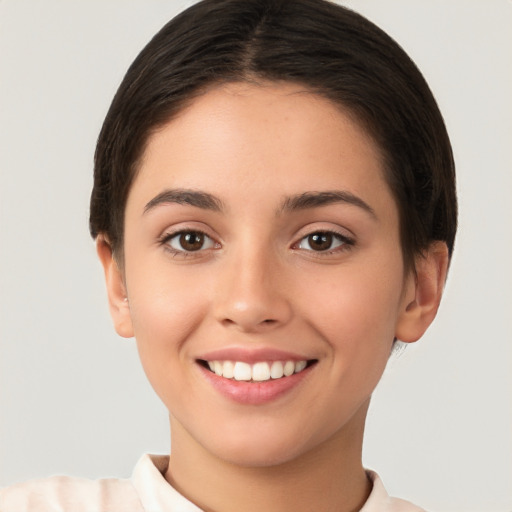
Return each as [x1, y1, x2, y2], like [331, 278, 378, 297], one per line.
[105, 82, 425, 467]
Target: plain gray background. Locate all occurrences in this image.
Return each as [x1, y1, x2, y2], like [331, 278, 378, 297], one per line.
[1, 1, 511, 511]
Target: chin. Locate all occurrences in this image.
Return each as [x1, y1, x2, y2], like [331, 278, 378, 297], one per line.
[202, 421, 328, 469]
[216, 441, 309, 468]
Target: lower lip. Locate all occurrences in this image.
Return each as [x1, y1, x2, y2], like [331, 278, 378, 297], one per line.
[198, 363, 314, 405]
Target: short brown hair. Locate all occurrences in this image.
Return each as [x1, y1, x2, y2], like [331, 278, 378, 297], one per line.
[90, 0, 457, 269]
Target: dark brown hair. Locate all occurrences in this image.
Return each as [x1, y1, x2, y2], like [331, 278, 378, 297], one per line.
[90, 0, 457, 269]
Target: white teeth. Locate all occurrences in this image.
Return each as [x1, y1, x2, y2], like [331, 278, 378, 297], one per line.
[270, 361, 284, 379]
[205, 359, 309, 381]
[252, 362, 270, 381]
[283, 361, 295, 377]
[222, 360, 235, 379]
[295, 360, 307, 373]
[213, 361, 223, 376]
[233, 362, 252, 381]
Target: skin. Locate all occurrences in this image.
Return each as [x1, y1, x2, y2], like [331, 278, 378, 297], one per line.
[98, 82, 448, 512]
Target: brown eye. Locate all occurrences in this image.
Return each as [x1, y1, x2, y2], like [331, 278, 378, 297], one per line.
[180, 232, 204, 251]
[307, 233, 332, 251]
[167, 231, 215, 252]
[297, 231, 349, 252]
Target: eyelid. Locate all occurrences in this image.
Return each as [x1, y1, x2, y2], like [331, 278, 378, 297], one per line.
[291, 226, 355, 255]
[157, 220, 219, 242]
[158, 224, 221, 256]
[156, 222, 354, 257]
[168, 231, 216, 251]
[297, 233, 347, 251]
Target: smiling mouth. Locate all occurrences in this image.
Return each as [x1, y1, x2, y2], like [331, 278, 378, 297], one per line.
[198, 359, 317, 382]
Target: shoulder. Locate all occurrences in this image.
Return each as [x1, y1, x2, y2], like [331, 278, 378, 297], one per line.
[362, 470, 427, 512]
[0, 474, 143, 512]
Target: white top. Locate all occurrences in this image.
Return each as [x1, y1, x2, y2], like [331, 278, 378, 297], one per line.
[0, 454, 426, 511]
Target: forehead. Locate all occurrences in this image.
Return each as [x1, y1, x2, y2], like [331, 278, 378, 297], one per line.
[130, 81, 391, 213]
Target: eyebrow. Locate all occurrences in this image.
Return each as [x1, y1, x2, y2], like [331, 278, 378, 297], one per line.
[144, 188, 224, 214]
[143, 188, 375, 219]
[279, 190, 376, 218]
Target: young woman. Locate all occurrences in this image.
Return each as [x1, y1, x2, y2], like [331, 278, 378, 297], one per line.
[1, 0, 457, 510]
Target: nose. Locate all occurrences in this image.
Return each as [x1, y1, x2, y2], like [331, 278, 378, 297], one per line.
[213, 247, 293, 333]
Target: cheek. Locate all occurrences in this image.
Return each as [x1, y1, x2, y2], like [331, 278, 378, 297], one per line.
[129, 282, 203, 339]
[291, 264, 402, 429]
[125, 242, 213, 335]
[124, 264, 212, 393]
[295, 256, 404, 369]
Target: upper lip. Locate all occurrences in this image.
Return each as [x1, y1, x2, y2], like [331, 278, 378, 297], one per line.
[196, 347, 316, 364]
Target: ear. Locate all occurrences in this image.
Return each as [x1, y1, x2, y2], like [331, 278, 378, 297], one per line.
[96, 236, 134, 338]
[395, 241, 450, 343]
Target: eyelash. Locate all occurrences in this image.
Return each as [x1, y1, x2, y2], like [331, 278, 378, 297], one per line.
[158, 229, 355, 257]
[293, 230, 355, 255]
[158, 229, 217, 257]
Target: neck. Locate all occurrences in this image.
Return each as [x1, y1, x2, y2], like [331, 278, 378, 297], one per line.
[164, 402, 372, 512]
